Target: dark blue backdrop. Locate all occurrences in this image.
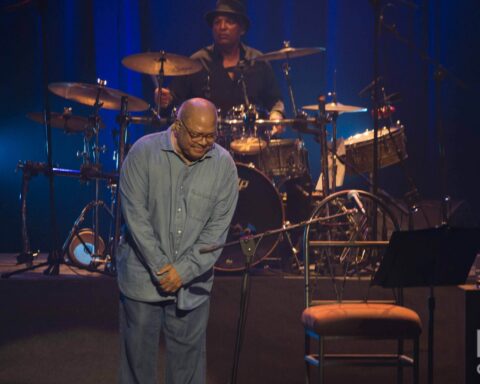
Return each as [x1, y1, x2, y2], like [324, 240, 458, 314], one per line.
[1, 0, 478, 252]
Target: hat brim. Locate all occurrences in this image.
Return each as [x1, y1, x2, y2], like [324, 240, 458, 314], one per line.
[205, 10, 250, 31]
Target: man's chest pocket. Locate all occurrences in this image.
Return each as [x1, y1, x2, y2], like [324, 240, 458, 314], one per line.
[187, 189, 215, 222]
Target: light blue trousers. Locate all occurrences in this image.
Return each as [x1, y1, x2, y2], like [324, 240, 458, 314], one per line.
[119, 294, 210, 384]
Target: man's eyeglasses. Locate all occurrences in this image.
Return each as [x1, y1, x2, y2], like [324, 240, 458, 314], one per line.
[177, 119, 217, 142]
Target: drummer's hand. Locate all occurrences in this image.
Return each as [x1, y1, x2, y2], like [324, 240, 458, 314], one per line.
[154, 87, 173, 108]
[269, 110, 285, 135]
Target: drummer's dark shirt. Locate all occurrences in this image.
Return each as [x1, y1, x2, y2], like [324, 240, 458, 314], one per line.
[168, 43, 284, 116]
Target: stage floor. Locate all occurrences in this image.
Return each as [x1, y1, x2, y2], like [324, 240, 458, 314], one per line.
[0, 253, 477, 384]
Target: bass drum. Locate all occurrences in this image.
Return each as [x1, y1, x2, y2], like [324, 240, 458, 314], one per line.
[215, 163, 284, 271]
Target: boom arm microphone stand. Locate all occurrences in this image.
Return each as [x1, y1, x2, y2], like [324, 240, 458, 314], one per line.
[199, 211, 356, 384]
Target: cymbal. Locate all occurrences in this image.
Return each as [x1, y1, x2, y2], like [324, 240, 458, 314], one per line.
[48, 82, 149, 112]
[302, 102, 368, 113]
[256, 46, 325, 61]
[27, 112, 105, 133]
[122, 52, 202, 76]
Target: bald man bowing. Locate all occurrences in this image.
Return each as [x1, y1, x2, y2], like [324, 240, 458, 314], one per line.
[116, 98, 239, 384]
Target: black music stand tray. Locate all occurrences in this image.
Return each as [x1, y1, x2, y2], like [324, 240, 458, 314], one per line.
[373, 225, 480, 384]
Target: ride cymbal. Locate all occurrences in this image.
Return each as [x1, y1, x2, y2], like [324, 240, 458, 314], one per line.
[48, 82, 149, 112]
[26, 111, 104, 133]
[122, 51, 202, 76]
[256, 46, 325, 61]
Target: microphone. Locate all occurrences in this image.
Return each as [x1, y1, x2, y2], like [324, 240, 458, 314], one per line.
[347, 190, 367, 215]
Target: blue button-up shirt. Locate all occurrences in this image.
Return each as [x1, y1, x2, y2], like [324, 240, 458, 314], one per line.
[116, 128, 238, 310]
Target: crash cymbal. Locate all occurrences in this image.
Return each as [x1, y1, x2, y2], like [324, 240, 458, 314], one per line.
[27, 111, 104, 133]
[122, 51, 202, 76]
[256, 46, 325, 61]
[48, 82, 149, 112]
[302, 102, 368, 113]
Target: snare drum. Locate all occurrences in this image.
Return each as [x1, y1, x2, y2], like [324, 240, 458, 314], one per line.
[215, 163, 284, 271]
[258, 139, 309, 178]
[344, 124, 407, 174]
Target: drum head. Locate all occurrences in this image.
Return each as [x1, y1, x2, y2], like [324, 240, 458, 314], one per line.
[215, 163, 284, 271]
[68, 228, 105, 268]
[230, 136, 267, 155]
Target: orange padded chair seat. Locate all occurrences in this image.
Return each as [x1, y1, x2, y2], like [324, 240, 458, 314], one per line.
[302, 303, 422, 339]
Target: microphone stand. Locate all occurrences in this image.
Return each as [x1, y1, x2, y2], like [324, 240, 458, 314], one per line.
[199, 211, 357, 384]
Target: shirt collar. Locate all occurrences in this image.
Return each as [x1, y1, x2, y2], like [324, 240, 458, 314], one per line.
[212, 42, 248, 61]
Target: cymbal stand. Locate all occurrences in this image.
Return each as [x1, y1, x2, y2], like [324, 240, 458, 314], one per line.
[111, 96, 130, 270]
[328, 79, 339, 194]
[236, 62, 262, 162]
[90, 80, 105, 265]
[155, 51, 167, 117]
[280, 41, 305, 143]
[38, 0, 61, 276]
[315, 95, 331, 197]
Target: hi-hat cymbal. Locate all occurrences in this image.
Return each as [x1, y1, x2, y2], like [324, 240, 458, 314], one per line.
[302, 102, 368, 113]
[48, 82, 149, 112]
[27, 111, 104, 133]
[256, 46, 325, 61]
[122, 51, 202, 76]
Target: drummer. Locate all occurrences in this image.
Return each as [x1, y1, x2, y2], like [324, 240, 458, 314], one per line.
[155, 0, 285, 134]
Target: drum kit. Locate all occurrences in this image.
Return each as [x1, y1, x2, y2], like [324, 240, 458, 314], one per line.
[13, 41, 409, 275]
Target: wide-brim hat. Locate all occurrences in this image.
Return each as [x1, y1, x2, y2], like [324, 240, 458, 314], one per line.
[205, 0, 250, 31]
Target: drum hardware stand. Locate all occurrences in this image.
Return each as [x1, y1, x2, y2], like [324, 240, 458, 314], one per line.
[111, 96, 130, 271]
[154, 51, 167, 117]
[37, 0, 61, 276]
[1, 162, 119, 278]
[280, 42, 298, 113]
[282, 221, 302, 271]
[314, 95, 332, 197]
[236, 59, 256, 141]
[84, 79, 110, 270]
[13, 162, 41, 267]
[0, 0, 62, 276]
[327, 87, 339, 194]
[60, 199, 114, 273]
[199, 210, 357, 384]
[357, 79, 425, 229]
[379, 85, 424, 228]
[236, 61, 269, 170]
[378, 2, 466, 230]
[279, 41, 305, 144]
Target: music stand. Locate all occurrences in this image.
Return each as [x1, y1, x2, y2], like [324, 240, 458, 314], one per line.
[373, 225, 480, 384]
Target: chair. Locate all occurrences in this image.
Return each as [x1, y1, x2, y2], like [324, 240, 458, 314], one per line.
[301, 190, 422, 384]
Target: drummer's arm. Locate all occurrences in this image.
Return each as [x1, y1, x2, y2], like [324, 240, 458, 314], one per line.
[267, 98, 284, 135]
[153, 75, 191, 110]
[262, 61, 286, 135]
